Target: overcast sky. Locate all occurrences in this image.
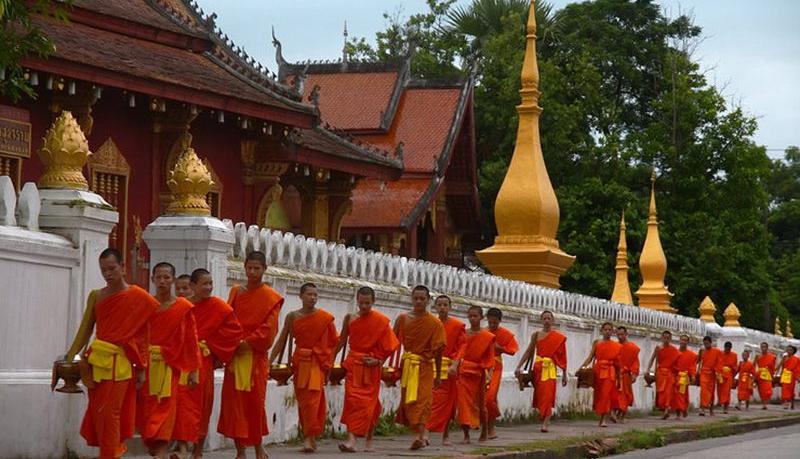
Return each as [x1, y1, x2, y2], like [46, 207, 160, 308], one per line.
[196, 0, 800, 157]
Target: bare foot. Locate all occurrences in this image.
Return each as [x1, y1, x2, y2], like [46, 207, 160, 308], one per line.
[410, 439, 425, 450]
[255, 445, 269, 459]
[661, 411, 670, 420]
[338, 443, 356, 453]
[540, 427, 549, 433]
[442, 438, 452, 446]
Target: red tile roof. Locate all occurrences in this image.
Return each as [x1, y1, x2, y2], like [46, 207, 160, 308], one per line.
[301, 72, 400, 131]
[73, 0, 204, 36]
[343, 178, 434, 228]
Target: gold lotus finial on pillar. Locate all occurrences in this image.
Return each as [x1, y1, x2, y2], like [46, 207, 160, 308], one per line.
[698, 296, 717, 323]
[723, 302, 741, 327]
[38, 111, 91, 190]
[786, 320, 794, 339]
[775, 317, 783, 336]
[165, 143, 213, 216]
[611, 210, 633, 305]
[635, 171, 675, 312]
[476, 0, 575, 289]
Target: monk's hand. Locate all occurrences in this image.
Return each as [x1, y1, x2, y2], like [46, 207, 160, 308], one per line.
[447, 361, 458, 378]
[631, 374, 638, 384]
[561, 373, 568, 387]
[188, 370, 199, 389]
[362, 356, 381, 367]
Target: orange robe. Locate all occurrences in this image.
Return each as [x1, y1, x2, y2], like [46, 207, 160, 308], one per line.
[138, 298, 201, 451]
[291, 309, 339, 437]
[341, 310, 399, 436]
[456, 330, 495, 428]
[532, 331, 567, 418]
[79, 286, 158, 459]
[217, 284, 283, 445]
[395, 312, 447, 428]
[426, 316, 466, 432]
[654, 344, 680, 410]
[755, 353, 777, 403]
[592, 340, 621, 416]
[486, 326, 519, 421]
[614, 341, 640, 413]
[173, 296, 243, 443]
[699, 347, 722, 408]
[780, 355, 800, 402]
[717, 351, 738, 405]
[737, 361, 756, 402]
[671, 349, 697, 412]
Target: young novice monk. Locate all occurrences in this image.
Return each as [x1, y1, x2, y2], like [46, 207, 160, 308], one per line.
[717, 341, 738, 414]
[580, 322, 621, 427]
[755, 342, 777, 410]
[613, 326, 640, 423]
[175, 274, 193, 298]
[645, 330, 680, 420]
[696, 336, 722, 417]
[456, 306, 495, 443]
[485, 307, 518, 439]
[736, 349, 756, 411]
[672, 334, 697, 418]
[777, 345, 800, 410]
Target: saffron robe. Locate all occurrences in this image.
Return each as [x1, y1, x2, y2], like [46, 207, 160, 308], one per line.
[486, 326, 519, 421]
[532, 330, 567, 418]
[780, 355, 800, 402]
[218, 284, 283, 445]
[80, 286, 158, 459]
[614, 341, 640, 412]
[173, 296, 243, 442]
[426, 316, 466, 432]
[291, 309, 339, 437]
[341, 310, 399, 436]
[654, 344, 680, 410]
[699, 347, 722, 408]
[395, 312, 447, 428]
[717, 351, 738, 405]
[755, 352, 777, 403]
[592, 340, 621, 416]
[456, 330, 495, 428]
[671, 349, 697, 412]
[138, 298, 201, 451]
[737, 360, 756, 402]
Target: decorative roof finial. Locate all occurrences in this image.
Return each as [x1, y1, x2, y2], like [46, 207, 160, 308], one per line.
[611, 210, 633, 305]
[272, 26, 289, 82]
[342, 20, 349, 70]
[723, 302, 741, 327]
[698, 296, 717, 323]
[38, 111, 91, 190]
[308, 84, 321, 107]
[635, 169, 676, 312]
[166, 142, 213, 216]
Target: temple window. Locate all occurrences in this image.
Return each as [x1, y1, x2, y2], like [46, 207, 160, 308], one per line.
[88, 138, 130, 253]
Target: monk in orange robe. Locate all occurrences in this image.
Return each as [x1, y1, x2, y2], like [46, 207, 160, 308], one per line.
[515, 310, 567, 433]
[717, 341, 738, 413]
[218, 251, 284, 459]
[580, 322, 621, 427]
[736, 349, 756, 411]
[393, 285, 447, 450]
[426, 295, 466, 445]
[777, 345, 800, 409]
[271, 282, 339, 453]
[61, 249, 159, 459]
[175, 274, 193, 298]
[176, 268, 243, 459]
[645, 330, 679, 419]
[755, 342, 777, 409]
[336, 286, 399, 453]
[613, 326, 640, 423]
[137, 262, 201, 459]
[671, 334, 696, 418]
[696, 336, 722, 416]
[485, 307, 519, 438]
[456, 306, 495, 443]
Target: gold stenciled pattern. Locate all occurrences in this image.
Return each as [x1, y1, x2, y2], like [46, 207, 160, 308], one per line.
[38, 111, 91, 190]
[166, 145, 213, 216]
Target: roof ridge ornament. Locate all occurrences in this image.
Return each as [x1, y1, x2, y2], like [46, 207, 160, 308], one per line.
[272, 26, 290, 82]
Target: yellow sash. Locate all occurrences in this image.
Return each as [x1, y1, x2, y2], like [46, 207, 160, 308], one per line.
[87, 339, 132, 382]
[231, 347, 253, 392]
[759, 367, 772, 381]
[780, 369, 792, 384]
[148, 346, 172, 400]
[536, 356, 557, 381]
[401, 352, 428, 404]
[439, 356, 452, 380]
[677, 371, 690, 394]
[179, 341, 209, 385]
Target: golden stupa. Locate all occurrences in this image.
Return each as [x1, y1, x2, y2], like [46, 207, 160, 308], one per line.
[635, 172, 675, 312]
[165, 143, 214, 216]
[611, 211, 633, 304]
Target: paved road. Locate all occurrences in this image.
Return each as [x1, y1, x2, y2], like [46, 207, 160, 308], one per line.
[611, 424, 800, 459]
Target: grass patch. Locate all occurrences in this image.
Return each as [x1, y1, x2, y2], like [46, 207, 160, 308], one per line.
[373, 410, 410, 437]
[469, 434, 597, 456]
[616, 428, 668, 453]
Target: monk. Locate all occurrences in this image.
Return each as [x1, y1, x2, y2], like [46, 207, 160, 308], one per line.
[485, 307, 519, 438]
[393, 285, 447, 450]
[61, 248, 159, 459]
[777, 345, 799, 409]
[175, 274, 193, 298]
[696, 336, 722, 416]
[426, 295, 466, 445]
[671, 334, 697, 418]
[755, 342, 777, 409]
[137, 262, 201, 459]
[335, 286, 399, 452]
[580, 322, 621, 427]
[457, 306, 495, 443]
[644, 330, 680, 419]
[515, 310, 567, 433]
[218, 251, 284, 459]
[736, 349, 756, 411]
[613, 326, 640, 423]
[176, 268, 243, 459]
[270, 283, 339, 453]
[717, 341, 738, 413]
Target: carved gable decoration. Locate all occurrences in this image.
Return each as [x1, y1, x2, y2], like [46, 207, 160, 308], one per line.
[90, 138, 131, 176]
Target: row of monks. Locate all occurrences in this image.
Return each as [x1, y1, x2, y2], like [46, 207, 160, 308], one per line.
[64, 248, 800, 459]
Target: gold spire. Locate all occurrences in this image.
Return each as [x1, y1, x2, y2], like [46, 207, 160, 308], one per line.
[698, 296, 717, 323]
[723, 302, 741, 327]
[476, 0, 575, 289]
[775, 317, 783, 336]
[165, 143, 213, 216]
[37, 111, 91, 190]
[786, 320, 794, 339]
[635, 171, 675, 312]
[611, 210, 633, 304]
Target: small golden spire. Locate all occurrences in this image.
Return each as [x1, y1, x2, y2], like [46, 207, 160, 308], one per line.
[635, 171, 675, 312]
[775, 317, 783, 336]
[165, 143, 213, 216]
[786, 320, 794, 339]
[38, 111, 91, 190]
[698, 296, 717, 323]
[611, 210, 633, 305]
[723, 302, 741, 327]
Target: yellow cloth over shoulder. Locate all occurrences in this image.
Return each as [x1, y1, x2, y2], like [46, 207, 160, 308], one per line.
[536, 356, 557, 381]
[148, 345, 172, 400]
[88, 339, 132, 382]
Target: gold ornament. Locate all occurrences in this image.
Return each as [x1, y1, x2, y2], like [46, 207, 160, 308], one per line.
[722, 302, 741, 327]
[165, 145, 213, 216]
[775, 317, 783, 336]
[37, 111, 91, 190]
[786, 320, 794, 339]
[698, 296, 717, 323]
[611, 210, 633, 305]
[635, 171, 675, 312]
